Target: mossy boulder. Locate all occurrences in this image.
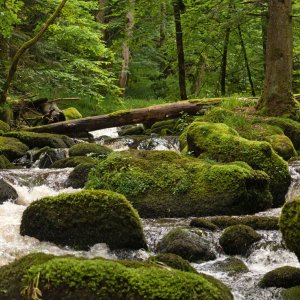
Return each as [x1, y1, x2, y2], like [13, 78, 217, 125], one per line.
[0, 120, 10, 132]
[20, 190, 147, 250]
[185, 121, 290, 207]
[0, 136, 29, 160]
[86, 150, 272, 218]
[190, 218, 219, 231]
[282, 286, 300, 300]
[63, 107, 82, 120]
[157, 227, 216, 262]
[0, 155, 15, 169]
[69, 143, 112, 157]
[259, 266, 300, 288]
[118, 124, 145, 136]
[192, 216, 279, 230]
[148, 253, 197, 273]
[50, 156, 95, 168]
[34, 147, 67, 168]
[151, 119, 178, 135]
[66, 163, 94, 188]
[279, 198, 300, 260]
[219, 225, 261, 256]
[0, 254, 233, 300]
[264, 134, 297, 160]
[4, 131, 74, 149]
[211, 257, 249, 275]
[0, 179, 18, 204]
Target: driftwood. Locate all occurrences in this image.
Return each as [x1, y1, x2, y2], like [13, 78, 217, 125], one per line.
[25, 99, 222, 137]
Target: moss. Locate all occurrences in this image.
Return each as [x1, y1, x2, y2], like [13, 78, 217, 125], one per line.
[15, 256, 233, 300]
[281, 286, 300, 300]
[148, 253, 197, 273]
[212, 257, 249, 275]
[50, 156, 95, 168]
[190, 219, 219, 231]
[66, 163, 94, 188]
[69, 143, 112, 157]
[191, 216, 279, 230]
[118, 125, 145, 136]
[157, 227, 216, 262]
[0, 106, 13, 124]
[151, 119, 177, 135]
[62, 107, 82, 120]
[0, 136, 29, 160]
[108, 109, 130, 117]
[0, 120, 10, 132]
[279, 198, 300, 260]
[4, 131, 74, 149]
[186, 121, 290, 207]
[86, 150, 272, 218]
[0, 155, 15, 169]
[259, 266, 300, 288]
[20, 190, 147, 250]
[219, 225, 261, 256]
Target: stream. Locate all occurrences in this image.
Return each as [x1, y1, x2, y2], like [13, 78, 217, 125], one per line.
[0, 128, 299, 300]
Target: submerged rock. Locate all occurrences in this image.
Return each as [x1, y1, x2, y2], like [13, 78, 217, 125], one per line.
[0, 253, 233, 300]
[0, 179, 18, 204]
[219, 225, 261, 256]
[157, 227, 216, 262]
[20, 190, 147, 250]
[86, 150, 272, 217]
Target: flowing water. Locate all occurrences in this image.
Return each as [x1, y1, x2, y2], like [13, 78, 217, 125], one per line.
[0, 129, 300, 299]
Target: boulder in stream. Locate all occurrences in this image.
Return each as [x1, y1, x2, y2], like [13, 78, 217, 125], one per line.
[20, 190, 147, 250]
[69, 143, 112, 157]
[50, 156, 95, 168]
[0, 136, 29, 160]
[0, 179, 18, 204]
[66, 163, 94, 188]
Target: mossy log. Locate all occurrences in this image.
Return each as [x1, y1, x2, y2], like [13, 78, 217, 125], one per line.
[24, 99, 222, 137]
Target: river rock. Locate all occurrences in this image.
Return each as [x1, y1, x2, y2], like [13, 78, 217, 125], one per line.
[86, 150, 272, 218]
[0, 179, 18, 204]
[35, 147, 67, 168]
[20, 190, 147, 250]
[184, 121, 290, 207]
[281, 286, 300, 300]
[69, 143, 112, 157]
[0, 136, 29, 160]
[210, 257, 249, 275]
[219, 224, 261, 256]
[66, 163, 94, 188]
[157, 227, 216, 262]
[279, 198, 300, 260]
[50, 156, 95, 168]
[0, 253, 233, 300]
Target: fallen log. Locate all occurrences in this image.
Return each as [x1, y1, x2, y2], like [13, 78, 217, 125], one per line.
[24, 99, 222, 137]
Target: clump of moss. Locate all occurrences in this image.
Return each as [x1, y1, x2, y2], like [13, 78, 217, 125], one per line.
[4, 131, 74, 148]
[219, 225, 261, 256]
[0, 136, 29, 160]
[118, 124, 145, 136]
[157, 227, 216, 262]
[69, 143, 112, 157]
[86, 150, 272, 218]
[281, 286, 300, 300]
[259, 266, 300, 288]
[185, 121, 290, 206]
[148, 253, 197, 273]
[190, 218, 219, 231]
[50, 156, 95, 168]
[191, 216, 279, 230]
[0, 120, 10, 132]
[279, 198, 300, 260]
[0, 155, 15, 169]
[66, 163, 94, 188]
[151, 119, 178, 135]
[63, 107, 82, 120]
[211, 257, 249, 275]
[20, 190, 147, 250]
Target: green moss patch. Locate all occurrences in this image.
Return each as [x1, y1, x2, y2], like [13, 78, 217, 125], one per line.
[63, 107, 82, 120]
[50, 156, 95, 168]
[282, 286, 300, 300]
[0, 155, 15, 169]
[0, 136, 29, 160]
[211, 257, 249, 275]
[69, 143, 112, 157]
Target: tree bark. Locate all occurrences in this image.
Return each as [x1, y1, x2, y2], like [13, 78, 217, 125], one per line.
[25, 99, 221, 137]
[238, 26, 256, 97]
[0, 0, 68, 105]
[258, 0, 299, 118]
[173, 0, 187, 100]
[220, 27, 231, 96]
[192, 55, 206, 96]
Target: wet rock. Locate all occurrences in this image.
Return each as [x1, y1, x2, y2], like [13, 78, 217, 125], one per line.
[35, 147, 68, 168]
[211, 257, 249, 275]
[259, 266, 300, 288]
[190, 219, 219, 231]
[50, 156, 95, 168]
[157, 227, 216, 262]
[0, 179, 18, 204]
[219, 225, 261, 256]
[69, 143, 112, 157]
[118, 124, 145, 136]
[66, 163, 94, 188]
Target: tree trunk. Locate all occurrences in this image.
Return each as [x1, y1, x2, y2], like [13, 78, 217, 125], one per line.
[238, 26, 256, 97]
[173, 0, 187, 100]
[119, 0, 135, 91]
[220, 27, 231, 96]
[159, 1, 167, 47]
[25, 99, 221, 137]
[258, 0, 299, 118]
[96, 0, 106, 23]
[261, 8, 267, 74]
[192, 55, 206, 96]
[0, 0, 68, 105]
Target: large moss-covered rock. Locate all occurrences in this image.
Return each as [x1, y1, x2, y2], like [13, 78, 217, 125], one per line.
[50, 156, 95, 168]
[4, 131, 74, 149]
[20, 190, 147, 250]
[185, 122, 290, 206]
[0, 254, 233, 300]
[86, 150, 272, 218]
[259, 266, 300, 288]
[63, 107, 82, 120]
[279, 198, 300, 260]
[66, 163, 94, 188]
[157, 228, 216, 262]
[219, 225, 261, 256]
[0, 136, 29, 160]
[69, 143, 112, 157]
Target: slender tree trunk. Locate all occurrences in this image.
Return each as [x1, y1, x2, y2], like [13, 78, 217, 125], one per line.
[220, 27, 231, 96]
[119, 0, 135, 91]
[0, 0, 68, 105]
[173, 0, 187, 100]
[96, 0, 106, 23]
[238, 26, 256, 97]
[192, 55, 206, 96]
[258, 0, 299, 118]
[159, 1, 167, 48]
[261, 8, 267, 74]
